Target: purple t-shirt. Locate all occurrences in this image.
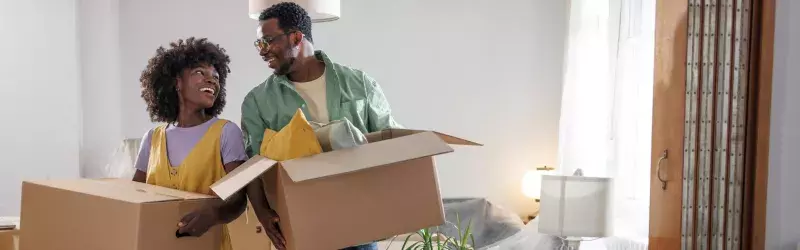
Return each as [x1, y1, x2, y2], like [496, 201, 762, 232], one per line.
[134, 117, 249, 172]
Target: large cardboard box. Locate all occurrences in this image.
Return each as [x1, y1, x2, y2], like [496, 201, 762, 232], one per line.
[228, 201, 274, 250]
[19, 179, 222, 250]
[0, 229, 18, 250]
[0, 217, 19, 250]
[211, 129, 479, 250]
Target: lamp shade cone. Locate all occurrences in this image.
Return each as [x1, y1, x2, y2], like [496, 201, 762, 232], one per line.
[249, 0, 340, 22]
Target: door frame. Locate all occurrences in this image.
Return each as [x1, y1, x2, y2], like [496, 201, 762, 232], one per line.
[744, 0, 775, 249]
[650, 0, 775, 249]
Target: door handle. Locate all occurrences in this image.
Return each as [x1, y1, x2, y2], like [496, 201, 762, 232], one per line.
[656, 150, 668, 190]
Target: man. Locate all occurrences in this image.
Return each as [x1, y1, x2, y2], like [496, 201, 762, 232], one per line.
[240, 2, 401, 250]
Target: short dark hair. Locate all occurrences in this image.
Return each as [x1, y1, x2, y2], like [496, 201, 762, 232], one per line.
[258, 2, 313, 43]
[139, 37, 231, 123]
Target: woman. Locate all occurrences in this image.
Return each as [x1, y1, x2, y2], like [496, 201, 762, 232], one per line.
[132, 37, 248, 250]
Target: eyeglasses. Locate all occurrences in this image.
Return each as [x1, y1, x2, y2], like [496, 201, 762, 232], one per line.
[254, 31, 294, 50]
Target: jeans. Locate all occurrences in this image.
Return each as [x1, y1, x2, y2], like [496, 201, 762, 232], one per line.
[340, 242, 378, 250]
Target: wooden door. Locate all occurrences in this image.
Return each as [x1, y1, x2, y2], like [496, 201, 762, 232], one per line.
[649, 0, 687, 248]
[648, 0, 774, 249]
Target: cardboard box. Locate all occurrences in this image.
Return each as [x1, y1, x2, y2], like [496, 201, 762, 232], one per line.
[0, 216, 20, 250]
[0, 229, 19, 250]
[19, 179, 222, 250]
[211, 129, 480, 250]
[228, 201, 274, 250]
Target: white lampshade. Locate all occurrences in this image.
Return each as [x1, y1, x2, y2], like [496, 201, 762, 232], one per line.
[538, 175, 612, 238]
[249, 0, 340, 22]
[521, 170, 541, 199]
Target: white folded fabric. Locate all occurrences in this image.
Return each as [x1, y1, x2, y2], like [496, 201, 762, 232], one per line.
[309, 118, 368, 152]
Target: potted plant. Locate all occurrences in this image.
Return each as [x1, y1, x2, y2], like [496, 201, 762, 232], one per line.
[388, 213, 476, 250]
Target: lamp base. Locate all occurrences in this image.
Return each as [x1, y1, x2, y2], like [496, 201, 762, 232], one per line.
[560, 237, 584, 250]
[566, 240, 581, 250]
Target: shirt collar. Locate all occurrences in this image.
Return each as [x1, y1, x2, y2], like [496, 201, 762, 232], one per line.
[271, 50, 343, 121]
[274, 50, 333, 87]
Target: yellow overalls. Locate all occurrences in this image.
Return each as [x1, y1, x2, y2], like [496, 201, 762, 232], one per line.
[145, 119, 233, 250]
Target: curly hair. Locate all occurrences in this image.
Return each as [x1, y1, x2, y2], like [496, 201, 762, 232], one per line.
[258, 2, 313, 43]
[139, 37, 231, 123]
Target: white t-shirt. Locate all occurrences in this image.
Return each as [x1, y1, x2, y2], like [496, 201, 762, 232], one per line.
[292, 71, 329, 123]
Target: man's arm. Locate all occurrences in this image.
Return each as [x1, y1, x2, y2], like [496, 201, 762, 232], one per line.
[241, 92, 286, 248]
[241, 92, 268, 157]
[363, 73, 403, 132]
[246, 180, 274, 225]
[246, 178, 286, 248]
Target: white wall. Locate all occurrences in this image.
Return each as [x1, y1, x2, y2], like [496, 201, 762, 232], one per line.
[0, 0, 82, 216]
[766, 0, 799, 248]
[77, 0, 124, 178]
[109, 0, 567, 215]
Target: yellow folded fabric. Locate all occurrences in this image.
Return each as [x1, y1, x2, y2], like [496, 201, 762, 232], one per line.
[259, 109, 323, 161]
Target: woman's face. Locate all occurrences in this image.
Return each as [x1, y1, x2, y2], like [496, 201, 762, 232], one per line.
[177, 64, 220, 110]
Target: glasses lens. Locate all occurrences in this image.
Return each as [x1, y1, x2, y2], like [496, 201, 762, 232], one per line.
[254, 39, 265, 49]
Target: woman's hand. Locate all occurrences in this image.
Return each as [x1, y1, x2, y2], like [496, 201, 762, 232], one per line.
[259, 208, 286, 250]
[177, 205, 219, 237]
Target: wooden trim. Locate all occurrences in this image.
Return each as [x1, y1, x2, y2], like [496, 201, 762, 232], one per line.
[744, 0, 775, 249]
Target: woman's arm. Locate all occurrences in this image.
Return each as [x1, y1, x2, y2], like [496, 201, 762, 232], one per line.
[177, 123, 250, 235]
[212, 161, 248, 224]
[210, 122, 253, 223]
[132, 130, 153, 183]
[178, 165, 247, 230]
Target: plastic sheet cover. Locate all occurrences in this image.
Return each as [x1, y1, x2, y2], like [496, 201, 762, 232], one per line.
[101, 138, 141, 179]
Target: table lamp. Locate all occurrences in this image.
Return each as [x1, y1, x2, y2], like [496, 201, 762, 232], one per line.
[521, 166, 556, 224]
[522, 165, 556, 202]
[538, 169, 612, 250]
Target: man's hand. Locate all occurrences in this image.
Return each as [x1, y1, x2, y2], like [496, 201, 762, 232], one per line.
[259, 208, 286, 250]
[245, 175, 286, 249]
[177, 206, 219, 237]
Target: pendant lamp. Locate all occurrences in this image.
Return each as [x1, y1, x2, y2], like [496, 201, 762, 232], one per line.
[249, 0, 340, 22]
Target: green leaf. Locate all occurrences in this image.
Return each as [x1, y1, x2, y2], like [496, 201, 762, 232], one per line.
[401, 232, 416, 250]
[406, 241, 421, 250]
[398, 213, 476, 250]
[461, 217, 473, 246]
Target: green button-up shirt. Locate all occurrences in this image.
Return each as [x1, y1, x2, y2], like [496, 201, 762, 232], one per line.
[241, 51, 402, 156]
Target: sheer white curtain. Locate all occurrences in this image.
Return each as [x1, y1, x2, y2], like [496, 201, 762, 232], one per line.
[556, 0, 655, 241]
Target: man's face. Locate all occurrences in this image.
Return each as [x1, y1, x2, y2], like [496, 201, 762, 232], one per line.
[257, 19, 295, 75]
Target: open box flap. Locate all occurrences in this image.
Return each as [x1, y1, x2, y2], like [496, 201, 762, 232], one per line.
[365, 129, 482, 146]
[210, 155, 278, 200]
[281, 131, 454, 183]
[25, 179, 212, 204]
